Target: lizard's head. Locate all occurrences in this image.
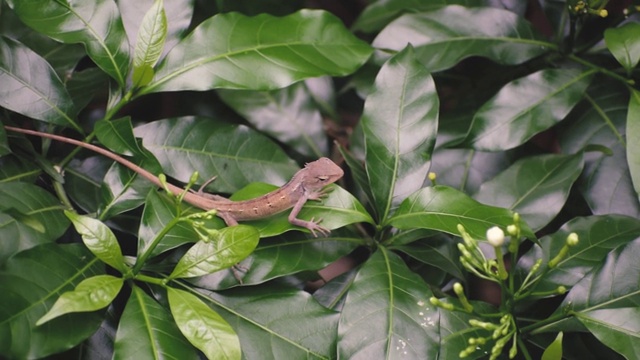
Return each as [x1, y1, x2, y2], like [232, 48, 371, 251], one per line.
[302, 157, 344, 190]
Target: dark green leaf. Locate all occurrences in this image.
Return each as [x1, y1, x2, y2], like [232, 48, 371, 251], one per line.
[134, 117, 299, 194]
[37, 275, 123, 325]
[113, 286, 199, 360]
[576, 308, 640, 359]
[66, 68, 111, 113]
[65, 156, 110, 214]
[372, 5, 552, 72]
[363, 46, 438, 221]
[132, 0, 167, 87]
[170, 225, 259, 279]
[430, 148, 511, 194]
[541, 332, 563, 360]
[144, 10, 372, 93]
[388, 185, 535, 240]
[167, 287, 241, 360]
[626, 90, 640, 197]
[0, 244, 104, 359]
[9, 0, 130, 86]
[391, 236, 465, 279]
[604, 22, 640, 75]
[463, 68, 594, 151]
[474, 153, 584, 231]
[217, 80, 328, 158]
[0, 154, 40, 183]
[0, 36, 79, 130]
[337, 248, 439, 359]
[65, 211, 128, 274]
[517, 215, 640, 293]
[0, 123, 9, 156]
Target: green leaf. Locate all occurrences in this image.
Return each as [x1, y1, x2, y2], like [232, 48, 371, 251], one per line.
[604, 22, 640, 75]
[0, 182, 69, 263]
[65, 211, 128, 274]
[337, 248, 439, 358]
[134, 117, 299, 194]
[0, 125, 9, 156]
[627, 90, 640, 198]
[463, 68, 594, 151]
[363, 46, 438, 221]
[372, 5, 552, 72]
[217, 80, 328, 158]
[517, 215, 640, 293]
[474, 153, 584, 231]
[576, 308, 640, 360]
[144, 10, 372, 93]
[170, 225, 259, 279]
[167, 287, 241, 360]
[430, 148, 511, 194]
[113, 286, 199, 360]
[388, 185, 535, 240]
[390, 236, 465, 279]
[132, 0, 167, 87]
[36, 275, 123, 325]
[541, 332, 563, 360]
[0, 244, 104, 359]
[0, 36, 79, 130]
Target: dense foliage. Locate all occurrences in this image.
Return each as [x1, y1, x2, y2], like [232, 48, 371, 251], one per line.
[1, 0, 639, 359]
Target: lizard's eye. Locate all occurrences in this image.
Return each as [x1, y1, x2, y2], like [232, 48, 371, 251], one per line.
[318, 176, 329, 182]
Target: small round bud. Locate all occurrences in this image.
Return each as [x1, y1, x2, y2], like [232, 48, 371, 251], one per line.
[453, 282, 464, 295]
[557, 286, 567, 295]
[428, 172, 437, 181]
[487, 226, 505, 247]
[567, 232, 579, 246]
[506, 224, 518, 236]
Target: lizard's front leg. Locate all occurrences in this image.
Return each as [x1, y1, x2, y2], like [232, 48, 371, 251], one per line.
[288, 190, 330, 237]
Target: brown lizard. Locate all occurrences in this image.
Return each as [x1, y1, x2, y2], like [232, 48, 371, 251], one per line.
[4, 126, 344, 237]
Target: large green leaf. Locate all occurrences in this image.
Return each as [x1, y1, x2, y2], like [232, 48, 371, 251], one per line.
[130, 0, 167, 87]
[604, 22, 640, 75]
[337, 248, 439, 359]
[430, 148, 511, 194]
[388, 185, 535, 240]
[372, 5, 553, 72]
[462, 68, 594, 151]
[516, 215, 640, 293]
[8, 0, 130, 87]
[576, 308, 640, 360]
[0, 182, 69, 263]
[134, 117, 299, 194]
[0, 244, 104, 359]
[0, 36, 79, 130]
[626, 90, 640, 198]
[143, 10, 372, 93]
[474, 153, 584, 231]
[362, 46, 438, 221]
[390, 236, 465, 279]
[113, 286, 199, 360]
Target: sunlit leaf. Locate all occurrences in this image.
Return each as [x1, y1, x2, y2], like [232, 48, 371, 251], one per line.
[132, 0, 167, 87]
[576, 308, 640, 360]
[626, 90, 640, 198]
[541, 332, 563, 360]
[604, 22, 640, 75]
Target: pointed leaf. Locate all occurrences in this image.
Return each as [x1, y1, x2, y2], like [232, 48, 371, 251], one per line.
[337, 248, 439, 359]
[0, 37, 79, 130]
[474, 153, 584, 231]
[388, 185, 535, 240]
[113, 286, 199, 360]
[463, 68, 594, 150]
[541, 332, 564, 360]
[167, 287, 241, 360]
[132, 0, 167, 87]
[170, 225, 259, 279]
[576, 308, 640, 360]
[626, 90, 640, 198]
[9, 0, 130, 86]
[604, 22, 640, 75]
[363, 46, 438, 220]
[373, 5, 552, 72]
[65, 211, 128, 274]
[37, 275, 123, 325]
[145, 10, 372, 93]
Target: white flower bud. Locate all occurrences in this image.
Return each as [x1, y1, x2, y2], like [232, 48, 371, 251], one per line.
[486, 226, 505, 247]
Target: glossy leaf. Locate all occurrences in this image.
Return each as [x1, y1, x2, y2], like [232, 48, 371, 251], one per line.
[8, 0, 130, 87]
[37, 275, 123, 325]
[627, 90, 640, 197]
[132, 0, 167, 87]
[541, 332, 563, 360]
[517, 215, 640, 293]
[217, 80, 328, 158]
[604, 22, 640, 75]
[0, 244, 104, 359]
[65, 211, 128, 273]
[430, 148, 511, 194]
[337, 248, 439, 359]
[474, 153, 584, 231]
[373, 5, 552, 72]
[145, 10, 372, 93]
[207, 285, 339, 359]
[170, 225, 259, 279]
[391, 236, 465, 279]
[0, 182, 69, 263]
[576, 308, 640, 360]
[167, 287, 241, 360]
[113, 286, 199, 360]
[363, 46, 438, 220]
[388, 185, 535, 240]
[134, 117, 299, 194]
[0, 36, 79, 130]
[463, 68, 594, 151]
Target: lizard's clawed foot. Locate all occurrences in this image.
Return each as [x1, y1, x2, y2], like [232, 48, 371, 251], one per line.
[308, 187, 333, 201]
[305, 217, 331, 237]
[231, 263, 249, 284]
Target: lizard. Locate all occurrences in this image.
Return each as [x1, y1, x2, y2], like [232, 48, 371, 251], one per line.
[4, 126, 344, 237]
